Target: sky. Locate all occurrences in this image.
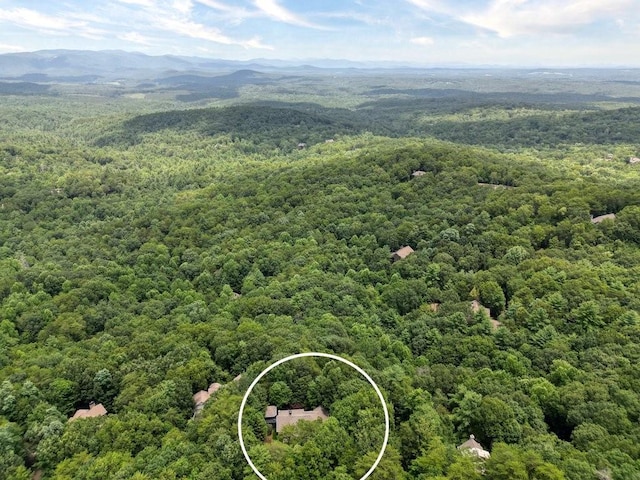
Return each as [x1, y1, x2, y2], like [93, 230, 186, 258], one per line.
[0, 0, 639, 66]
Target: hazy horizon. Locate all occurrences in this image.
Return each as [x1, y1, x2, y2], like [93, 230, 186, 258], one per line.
[0, 1, 639, 67]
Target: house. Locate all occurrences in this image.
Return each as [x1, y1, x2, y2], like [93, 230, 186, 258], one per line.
[490, 319, 503, 331]
[411, 170, 426, 177]
[471, 300, 490, 317]
[265, 406, 329, 433]
[429, 303, 440, 313]
[477, 182, 513, 189]
[591, 213, 616, 224]
[471, 301, 502, 331]
[458, 434, 490, 459]
[391, 246, 414, 262]
[297, 143, 307, 150]
[628, 156, 640, 164]
[69, 402, 107, 421]
[192, 382, 222, 417]
[265, 405, 278, 428]
[605, 153, 614, 160]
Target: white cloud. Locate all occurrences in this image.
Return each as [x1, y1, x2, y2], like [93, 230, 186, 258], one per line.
[0, 43, 26, 53]
[314, 11, 393, 27]
[195, 0, 260, 26]
[118, 31, 155, 46]
[406, 0, 453, 16]
[104, 0, 272, 50]
[195, 0, 235, 12]
[253, 0, 325, 28]
[117, 0, 156, 6]
[411, 36, 434, 45]
[0, 7, 105, 38]
[172, 0, 194, 15]
[155, 16, 272, 49]
[460, 0, 635, 37]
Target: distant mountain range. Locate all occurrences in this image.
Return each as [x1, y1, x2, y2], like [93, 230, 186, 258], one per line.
[1, 49, 638, 87]
[0, 49, 427, 82]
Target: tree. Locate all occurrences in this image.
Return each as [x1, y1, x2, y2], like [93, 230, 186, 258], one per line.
[269, 381, 293, 408]
[472, 397, 522, 446]
[479, 281, 506, 315]
[355, 446, 406, 480]
[484, 443, 528, 480]
[447, 454, 482, 480]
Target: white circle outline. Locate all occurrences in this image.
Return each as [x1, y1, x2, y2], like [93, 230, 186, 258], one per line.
[237, 352, 390, 480]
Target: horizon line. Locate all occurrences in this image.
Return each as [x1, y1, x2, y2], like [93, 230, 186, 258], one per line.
[2, 48, 640, 70]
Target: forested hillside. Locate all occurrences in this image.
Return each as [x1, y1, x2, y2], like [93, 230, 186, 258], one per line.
[1, 70, 640, 480]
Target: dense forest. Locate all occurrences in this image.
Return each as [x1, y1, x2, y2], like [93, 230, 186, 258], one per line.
[1, 65, 640, 480]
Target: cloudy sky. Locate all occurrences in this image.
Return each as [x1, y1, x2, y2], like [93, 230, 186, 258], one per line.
[0, 0, 638, 65]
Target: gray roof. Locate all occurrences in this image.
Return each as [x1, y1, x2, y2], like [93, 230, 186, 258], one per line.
[458, 434, 491, 459]
[275, 407, 328, 433]
[459, 434, 484, 450]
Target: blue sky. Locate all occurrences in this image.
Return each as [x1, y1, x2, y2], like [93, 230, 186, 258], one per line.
[0, 0, 638, 65]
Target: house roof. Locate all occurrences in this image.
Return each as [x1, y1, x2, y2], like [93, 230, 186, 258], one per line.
[459, 434, 483, 450]
[471, 300, 490, 316]
[194, 382, 221, 407]
[275, 407, 328, 433]
[458, 434, 490, 459]
[412, 170, 426, 177]
[591, 213, 616, 224]
[193, 390, 210, 405]
[70, 403, 107, 421]
[265, 405, 278, 419]
[392, 246, 414, 259]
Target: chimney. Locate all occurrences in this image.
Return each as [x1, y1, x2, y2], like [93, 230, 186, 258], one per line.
[89, 401, 96, 409]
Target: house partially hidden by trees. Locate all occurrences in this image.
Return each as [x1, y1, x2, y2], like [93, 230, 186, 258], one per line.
[471, 300, 490, 317]
[265, 406, 329, 433]
[591, 213, 616, 224]
[69, 402, 107, 421]
[471, 300, 502, 331]
[458, 434, 491, 459]
[192, 382, 221, 417]
[628, 156, 640, 164]
[411, 170, 426, 177]
[391, 246, 414, 262]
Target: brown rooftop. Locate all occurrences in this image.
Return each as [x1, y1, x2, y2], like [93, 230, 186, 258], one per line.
[193, 383, 222, 408]
[70, 402, 107, 421]
[391, 246, 414, 261]
[471, 300, 490, 316]
[591, 213, 616, 224]
[275, 407, 328, 433]
[193, 390, 210, 406]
